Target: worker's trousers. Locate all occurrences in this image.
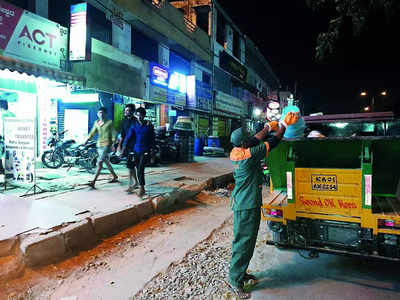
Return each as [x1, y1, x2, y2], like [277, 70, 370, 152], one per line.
[229, 208, 261, 287]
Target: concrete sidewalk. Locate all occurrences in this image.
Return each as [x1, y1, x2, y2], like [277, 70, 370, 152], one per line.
[0, 157, 233, 281]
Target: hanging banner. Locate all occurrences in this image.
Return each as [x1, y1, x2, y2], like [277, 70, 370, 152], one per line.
[3, 118, 35, 183]
[0, 0, 68, 69]
[38, 96, 57, 155]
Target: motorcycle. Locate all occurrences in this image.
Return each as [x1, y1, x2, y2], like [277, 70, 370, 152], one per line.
[109, 146, 158, 167]
[154, 128, 179, 163]
[109, 130, 178, 166]
[41, 130, 98, 173]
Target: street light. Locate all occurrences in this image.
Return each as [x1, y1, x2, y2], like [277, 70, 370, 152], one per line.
[360, 90, 388, 112]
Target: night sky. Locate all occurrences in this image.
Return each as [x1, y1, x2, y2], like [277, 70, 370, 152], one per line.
[218, 0, 400, 115]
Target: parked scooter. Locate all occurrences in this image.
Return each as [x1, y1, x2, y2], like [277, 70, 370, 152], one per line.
[41, 130, 98, 173]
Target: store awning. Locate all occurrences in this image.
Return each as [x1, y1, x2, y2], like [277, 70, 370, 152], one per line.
[0, 55, 86, 86]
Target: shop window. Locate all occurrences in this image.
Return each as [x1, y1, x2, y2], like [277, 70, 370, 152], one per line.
[233, 30, 240, 59]
[131, 28, 158, 63]
[202, 72, 211, 85]
[90, 7, 112, 45]
[196, 9, 210, 34]
[216, 10, 226, 46]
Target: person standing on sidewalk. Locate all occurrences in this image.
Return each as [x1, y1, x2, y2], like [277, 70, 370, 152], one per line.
[117, 104, 139, 193]
[86, 107, 118, 189]
[228, 112, 299, 299]
[122, 107, 154, 197]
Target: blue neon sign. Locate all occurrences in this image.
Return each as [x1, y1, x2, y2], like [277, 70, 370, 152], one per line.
[150, 63, 169, 87]
[150, 63, 188, 94]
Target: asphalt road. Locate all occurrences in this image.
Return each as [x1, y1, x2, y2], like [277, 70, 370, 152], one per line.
[2, 189, 400, 300]
[249, 224, 400, 300]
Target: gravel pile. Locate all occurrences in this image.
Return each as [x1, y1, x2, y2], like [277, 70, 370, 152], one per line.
[132, 219, 237, 300]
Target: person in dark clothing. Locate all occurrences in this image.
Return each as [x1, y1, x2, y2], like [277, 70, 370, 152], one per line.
[117, 104, 139, 193]
[122, 107, 154, 197]
[228, 112, 299, 299]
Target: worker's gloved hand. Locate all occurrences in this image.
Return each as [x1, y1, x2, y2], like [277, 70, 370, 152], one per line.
[280, 112, 299, 128]
[265, 121, 279, 132]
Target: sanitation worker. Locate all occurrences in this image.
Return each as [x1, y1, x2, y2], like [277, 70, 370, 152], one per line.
[229, 112, 299, 299]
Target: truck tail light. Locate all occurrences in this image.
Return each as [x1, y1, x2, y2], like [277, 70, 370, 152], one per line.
[262, 208, 283, 218]
[378, 219, 400, 229]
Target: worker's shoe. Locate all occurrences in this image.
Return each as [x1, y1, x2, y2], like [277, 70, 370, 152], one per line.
[244, 273, 257, 282]
[230, 282, 251, 299]
[137, 186, 145, 197]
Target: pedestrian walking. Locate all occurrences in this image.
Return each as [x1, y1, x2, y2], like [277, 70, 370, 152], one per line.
[86, 107, 118, 189]
[116, 104, 139, 193]
[228, 112, 299, 299]
[122, 107, 154, 197]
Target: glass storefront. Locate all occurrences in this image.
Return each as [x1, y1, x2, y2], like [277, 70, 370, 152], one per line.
[0, 68, 79, 191]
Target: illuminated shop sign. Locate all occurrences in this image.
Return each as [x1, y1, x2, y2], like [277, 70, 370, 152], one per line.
[168, 72, 187, 94]
[69, 2, 90, 61]
[150, 63, 169, 87]
[150, 63, 188, 94]
[0, 0, 68, 69]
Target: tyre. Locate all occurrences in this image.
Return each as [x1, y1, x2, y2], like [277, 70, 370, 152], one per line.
[84, 150, 98, 173]
[41, 150, 63, 169]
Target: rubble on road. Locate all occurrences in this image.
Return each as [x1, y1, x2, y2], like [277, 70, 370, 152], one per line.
[214, 188, 230, 198]
[133, 219, 235, 300]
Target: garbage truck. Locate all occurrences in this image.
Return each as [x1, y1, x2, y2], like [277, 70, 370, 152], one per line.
[262, 112, 400, 260]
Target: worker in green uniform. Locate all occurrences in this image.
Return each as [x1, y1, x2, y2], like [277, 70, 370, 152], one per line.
[229, 112, 299, 299]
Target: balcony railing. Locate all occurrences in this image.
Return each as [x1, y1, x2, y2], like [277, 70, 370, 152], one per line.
[184, 17, 197, 32]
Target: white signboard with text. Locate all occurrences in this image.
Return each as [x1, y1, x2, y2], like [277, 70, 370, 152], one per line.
[3, 118, 35, 184]
[215, 91, 245, 116]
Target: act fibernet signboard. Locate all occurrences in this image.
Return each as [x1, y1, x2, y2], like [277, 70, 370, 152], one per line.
[0, 0, 68, 70]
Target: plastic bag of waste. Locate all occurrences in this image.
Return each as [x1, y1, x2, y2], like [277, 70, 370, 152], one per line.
[280, 105, 305, 138]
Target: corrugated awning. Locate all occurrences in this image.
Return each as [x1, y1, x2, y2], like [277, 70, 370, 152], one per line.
[0, 55, 86, 86]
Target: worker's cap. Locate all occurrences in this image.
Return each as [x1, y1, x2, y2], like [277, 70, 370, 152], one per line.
[230, 127, 251, 147]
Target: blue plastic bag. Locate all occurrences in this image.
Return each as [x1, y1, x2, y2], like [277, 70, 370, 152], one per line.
[280, 105, 305, 138]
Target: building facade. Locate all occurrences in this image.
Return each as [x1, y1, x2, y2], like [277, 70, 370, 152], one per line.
[0, 0, 280, 157]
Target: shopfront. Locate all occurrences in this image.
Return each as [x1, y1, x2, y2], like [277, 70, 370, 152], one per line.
[148, 62, 191, 129]
[213, 90, 247, 150]
[186, 73, 213, 138]
[0, 1, 85, 190]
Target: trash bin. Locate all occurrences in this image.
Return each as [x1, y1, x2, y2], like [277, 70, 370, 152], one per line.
[207, 136, 220, 147]
[175, 130, 194, 162]
[194, 137, 204, 156]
